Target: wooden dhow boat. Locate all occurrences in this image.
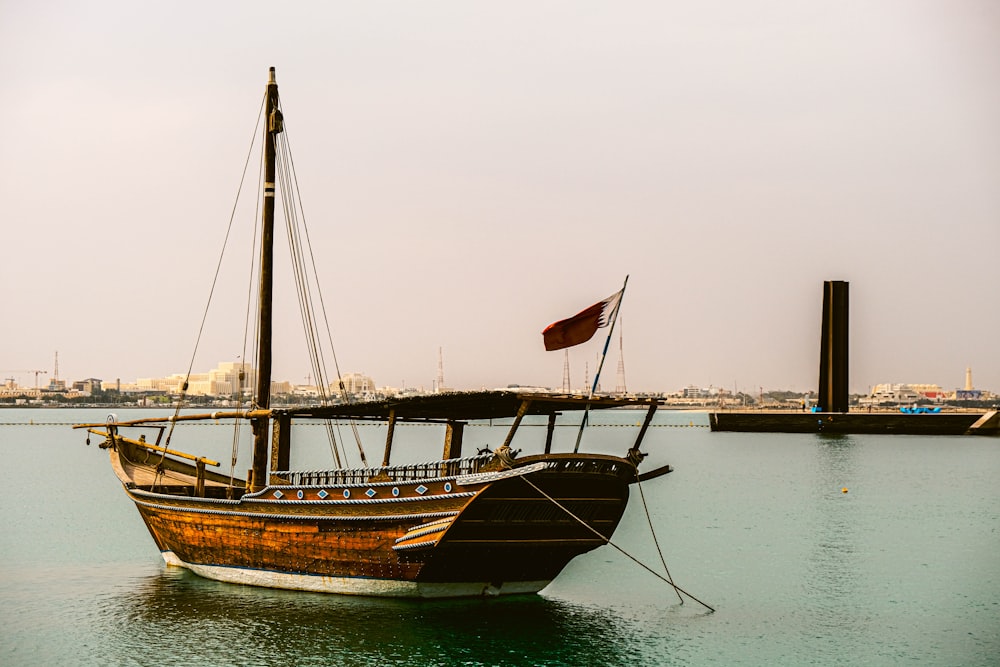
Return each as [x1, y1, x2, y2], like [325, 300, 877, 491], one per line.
[80, 392, 669, 597]
[77, 68, 671, 598]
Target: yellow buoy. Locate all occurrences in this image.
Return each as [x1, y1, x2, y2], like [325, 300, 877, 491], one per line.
[841, 487, 849, 494]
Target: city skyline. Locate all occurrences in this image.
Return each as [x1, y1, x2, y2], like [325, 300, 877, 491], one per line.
[1, 354, 992, 398]
[2, 2, 998, 394]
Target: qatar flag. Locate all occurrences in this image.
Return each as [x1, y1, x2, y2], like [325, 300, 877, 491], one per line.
[541, 289, 623, 351]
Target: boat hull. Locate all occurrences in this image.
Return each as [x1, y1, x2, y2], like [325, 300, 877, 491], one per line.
[118, 451, 635, 598]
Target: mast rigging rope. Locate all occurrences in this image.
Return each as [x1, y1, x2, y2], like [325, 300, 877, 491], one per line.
[154, 91, 268, 490]
[273, 106, 367, 468]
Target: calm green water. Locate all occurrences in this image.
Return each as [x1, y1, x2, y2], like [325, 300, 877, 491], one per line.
[1, 408, 998, 666]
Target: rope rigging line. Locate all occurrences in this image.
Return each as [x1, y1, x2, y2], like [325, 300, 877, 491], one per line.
[274, 135, 345, 467]
[519, 474, 715, 613]
[635, 473, 685, 605]
[280, 123, 350, 392]
[225, 126, 268, 489]
[274, 132, 345, 467]
[280, 128, 366, 467]
[273, 111, 367, 468]
[151, 92, 268, 490]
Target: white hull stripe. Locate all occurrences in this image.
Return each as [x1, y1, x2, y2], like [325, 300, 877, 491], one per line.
[161, 551, 549, 598]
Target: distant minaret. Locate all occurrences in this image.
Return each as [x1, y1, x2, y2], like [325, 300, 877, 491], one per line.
[561, 350, 571, 393]
[965, 366, 973, 391]
[615, 323, 627, 395]
[53, 350, 59, 382]
[583, 361, 590, 394]
[436, 347, 445, 393]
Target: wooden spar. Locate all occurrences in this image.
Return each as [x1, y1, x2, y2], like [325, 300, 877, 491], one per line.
[630, 403, 658, 451]
[73, 410, 270, 429]
[544, 412, 557, 454]
[251, 67, 282, 492]
[635, 464, 673, 483]
[381, 409, 397, 467]
[269, 413, 291, 481]
[86, 429, 220, 466]
[500, 399, 532, 450]
[195, 459, 206, 497]
[442, 421, 465, 460]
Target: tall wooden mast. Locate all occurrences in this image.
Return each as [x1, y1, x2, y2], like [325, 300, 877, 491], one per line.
[250, 67, 282, 492]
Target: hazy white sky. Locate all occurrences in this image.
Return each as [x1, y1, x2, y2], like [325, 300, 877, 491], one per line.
[1, 1, 998, 394]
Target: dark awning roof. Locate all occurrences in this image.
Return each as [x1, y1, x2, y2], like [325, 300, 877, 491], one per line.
[275, 390, 660, 422]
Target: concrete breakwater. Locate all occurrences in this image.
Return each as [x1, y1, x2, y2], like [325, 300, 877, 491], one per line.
[709, 410, 999, 435]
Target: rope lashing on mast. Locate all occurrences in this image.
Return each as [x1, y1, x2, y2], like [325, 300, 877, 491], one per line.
[519, 474, 715, 613]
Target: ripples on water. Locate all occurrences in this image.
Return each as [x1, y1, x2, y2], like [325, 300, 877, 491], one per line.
[1, 410, 998, 666]
[48, 566, 678, 667]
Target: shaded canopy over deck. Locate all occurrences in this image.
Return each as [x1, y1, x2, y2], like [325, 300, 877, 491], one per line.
[76, 391, 663, 488]
[277, 391, 661, 423]
[278, 391, 662, 472]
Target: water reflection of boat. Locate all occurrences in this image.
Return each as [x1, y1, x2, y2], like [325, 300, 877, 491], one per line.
[75, 68, 670, 598]
[105, 568, 650, 666]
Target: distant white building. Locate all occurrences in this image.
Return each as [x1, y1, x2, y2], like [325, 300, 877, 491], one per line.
[683, 385, 709, 399]
[136, 362, 258, 397]
[334, 373, 376, 397]
[868, 383, 946, 404]
[71, 378, 103, 395]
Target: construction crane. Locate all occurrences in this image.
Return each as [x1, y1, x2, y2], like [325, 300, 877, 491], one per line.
[0, 370, 48, 388]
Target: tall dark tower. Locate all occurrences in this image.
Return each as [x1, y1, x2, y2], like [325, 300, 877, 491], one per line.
[818, 280, 849, 413]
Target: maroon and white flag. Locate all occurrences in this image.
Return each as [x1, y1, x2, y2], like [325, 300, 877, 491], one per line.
[541, 289, 623, 351]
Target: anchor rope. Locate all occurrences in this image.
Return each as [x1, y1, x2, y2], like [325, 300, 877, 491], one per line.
[634, 473, 684, 605]
[519, 474, 715, 613]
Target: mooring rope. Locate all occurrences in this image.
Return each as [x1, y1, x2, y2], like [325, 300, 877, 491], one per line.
[519, 475, 715, 613]
[634, 473, 685, 605]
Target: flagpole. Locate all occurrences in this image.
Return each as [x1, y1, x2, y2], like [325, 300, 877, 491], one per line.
[573, 275, 628, 453]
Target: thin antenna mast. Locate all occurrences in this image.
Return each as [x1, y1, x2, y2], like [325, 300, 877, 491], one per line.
[436, 347, 445, 392]
[562, 350, 571, 393]
[615, 320, 627, 396]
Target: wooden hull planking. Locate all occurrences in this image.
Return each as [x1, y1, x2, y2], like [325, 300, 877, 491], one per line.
[113, 447, 635, 598]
